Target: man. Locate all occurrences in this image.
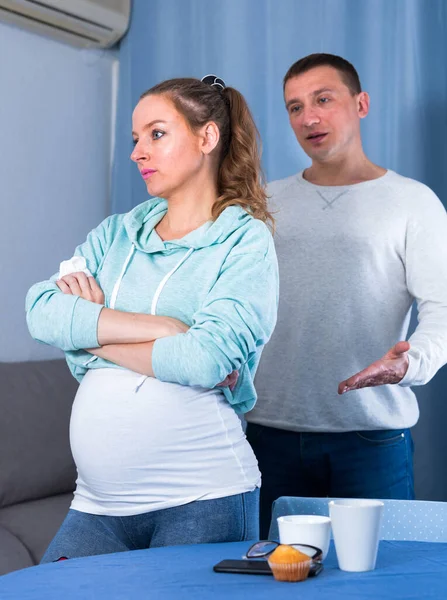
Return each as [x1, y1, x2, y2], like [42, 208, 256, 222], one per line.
[245, 53, 447, 537]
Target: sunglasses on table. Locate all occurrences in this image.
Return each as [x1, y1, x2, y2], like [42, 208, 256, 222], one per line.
[243, 540, 323, 562]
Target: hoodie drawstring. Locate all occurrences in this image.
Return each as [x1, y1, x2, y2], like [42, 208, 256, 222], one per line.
[110, 245, 136, 310]
[83, 245, 136, 369]
[150, 247, 194, 315]
[82, 243, 194, 390]
[135, 247, 195, 392]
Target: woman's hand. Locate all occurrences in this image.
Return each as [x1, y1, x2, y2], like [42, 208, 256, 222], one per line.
[217, 370, 239, 391]
[56, 272, 105, 305]
[164, 317, 190, 336]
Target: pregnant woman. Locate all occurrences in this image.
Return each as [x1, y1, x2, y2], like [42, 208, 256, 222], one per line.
[26, 75, 278, 561]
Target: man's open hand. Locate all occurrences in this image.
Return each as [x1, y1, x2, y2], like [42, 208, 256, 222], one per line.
[338, 341, 410, 394]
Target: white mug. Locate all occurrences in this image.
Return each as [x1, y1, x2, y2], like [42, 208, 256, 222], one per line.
[329, 499, 384, 572]
[277, 515, 332, 559]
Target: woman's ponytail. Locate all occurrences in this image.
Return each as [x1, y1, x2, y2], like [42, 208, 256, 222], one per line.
[143, 78, 275, 231]
[213, 87, 274, 231]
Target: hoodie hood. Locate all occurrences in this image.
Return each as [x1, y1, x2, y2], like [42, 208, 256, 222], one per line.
[123, 197, 253, 253]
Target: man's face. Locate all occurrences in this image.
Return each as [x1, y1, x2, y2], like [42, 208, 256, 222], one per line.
[284, 66, 368, 163]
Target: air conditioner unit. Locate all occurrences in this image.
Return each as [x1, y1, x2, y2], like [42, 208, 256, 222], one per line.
[0, 0, 131, 48]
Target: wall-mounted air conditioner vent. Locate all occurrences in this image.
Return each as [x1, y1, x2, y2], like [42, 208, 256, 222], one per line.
[0, 0, 131, 48]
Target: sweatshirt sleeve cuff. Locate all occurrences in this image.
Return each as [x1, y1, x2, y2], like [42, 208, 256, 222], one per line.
[398, 350, 419, 387]
[152, 336, 178, 382]
[70, 297, 104, 349]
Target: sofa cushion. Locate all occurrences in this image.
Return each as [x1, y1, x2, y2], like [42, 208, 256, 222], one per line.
[0, 524, 34, 575]
[0, 360, 78, 508]
[0, 492, 73, 565]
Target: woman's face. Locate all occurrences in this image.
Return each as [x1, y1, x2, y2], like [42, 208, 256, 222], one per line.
[131, 94, 206, 199]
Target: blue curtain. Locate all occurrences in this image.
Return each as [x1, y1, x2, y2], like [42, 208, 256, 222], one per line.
[112, 0, 447, 501]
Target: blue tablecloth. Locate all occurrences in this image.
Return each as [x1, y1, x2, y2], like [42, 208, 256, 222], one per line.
[0, 540, 446, 599]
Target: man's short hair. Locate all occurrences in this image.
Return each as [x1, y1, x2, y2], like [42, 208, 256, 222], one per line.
[283, 53, 362, 95]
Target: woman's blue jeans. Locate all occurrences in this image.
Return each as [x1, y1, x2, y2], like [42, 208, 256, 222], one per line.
[41, 489, 259, 563]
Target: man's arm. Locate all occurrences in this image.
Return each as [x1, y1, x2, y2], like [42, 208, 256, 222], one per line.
[339, 184, 447, 393]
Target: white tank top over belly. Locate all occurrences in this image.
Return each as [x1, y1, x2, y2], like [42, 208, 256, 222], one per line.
[69, 244, 260, 515]
[70, 368, 261, 516]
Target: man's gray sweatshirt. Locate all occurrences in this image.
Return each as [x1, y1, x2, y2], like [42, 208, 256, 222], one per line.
[246, 170, 447, 432]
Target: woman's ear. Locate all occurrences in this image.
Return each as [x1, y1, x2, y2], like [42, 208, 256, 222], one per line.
[201, 121, 220, 155]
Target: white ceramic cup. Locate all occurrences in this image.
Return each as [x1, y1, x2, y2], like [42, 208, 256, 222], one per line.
[329, 499, 384, 572]
[277, 515, 332, 559]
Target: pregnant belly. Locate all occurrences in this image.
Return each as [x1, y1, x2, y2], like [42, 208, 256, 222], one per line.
[69, 368, 243, 490]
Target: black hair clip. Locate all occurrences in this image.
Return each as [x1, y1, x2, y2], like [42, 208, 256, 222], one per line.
[201, 74, 226, 91]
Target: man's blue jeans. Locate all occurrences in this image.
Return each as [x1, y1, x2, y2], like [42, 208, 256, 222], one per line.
[246, 423, 414, 538]
[41, 489, 259, 563]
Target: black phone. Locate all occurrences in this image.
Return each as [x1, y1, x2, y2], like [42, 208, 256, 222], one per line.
[213, 559, 323, 577]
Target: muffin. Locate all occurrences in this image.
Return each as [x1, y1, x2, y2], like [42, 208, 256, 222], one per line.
[267, 544, 312, 582]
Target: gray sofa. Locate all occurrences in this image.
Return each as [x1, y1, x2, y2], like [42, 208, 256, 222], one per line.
[0, 359, 78, 575]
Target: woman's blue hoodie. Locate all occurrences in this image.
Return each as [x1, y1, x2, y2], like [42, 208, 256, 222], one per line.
[26, 198, 279, 414]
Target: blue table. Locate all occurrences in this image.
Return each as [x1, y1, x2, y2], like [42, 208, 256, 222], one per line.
[0, 540, 446, 599]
